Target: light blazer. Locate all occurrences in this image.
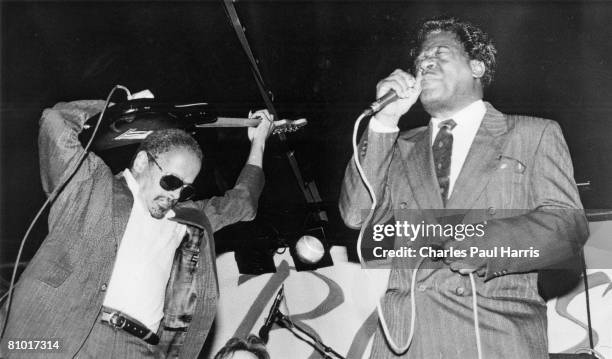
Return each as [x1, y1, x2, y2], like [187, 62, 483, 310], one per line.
[0, 100, 264, 359]
[340, 102, 588, 358]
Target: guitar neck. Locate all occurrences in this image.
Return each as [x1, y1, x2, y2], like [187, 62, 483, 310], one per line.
[196, 117, 264, 128]
[196, 116, 307, 135]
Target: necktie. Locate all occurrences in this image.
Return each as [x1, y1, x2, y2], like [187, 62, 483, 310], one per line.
[432, 119, 457, 205]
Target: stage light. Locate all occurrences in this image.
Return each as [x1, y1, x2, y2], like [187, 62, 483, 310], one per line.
[295, 235, 325, 264]
[289, 225, 334, 271]
[233, 208, 334, 274]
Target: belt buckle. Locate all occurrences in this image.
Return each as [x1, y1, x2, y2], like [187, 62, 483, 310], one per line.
[108, 312, 126, 329]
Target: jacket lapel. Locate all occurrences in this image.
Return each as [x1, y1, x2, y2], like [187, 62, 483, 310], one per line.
[446, 102, 513, 210]
[397, 124, 445, 210]
[111, 173, 133, 247]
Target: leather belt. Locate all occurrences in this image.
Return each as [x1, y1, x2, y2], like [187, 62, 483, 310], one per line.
[101, 309, 160, 345]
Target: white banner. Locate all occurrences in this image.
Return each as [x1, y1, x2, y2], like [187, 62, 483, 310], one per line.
[209, 221, 612, 359]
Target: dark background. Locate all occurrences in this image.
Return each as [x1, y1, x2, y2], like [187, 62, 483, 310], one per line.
[1, 1, 611, 275]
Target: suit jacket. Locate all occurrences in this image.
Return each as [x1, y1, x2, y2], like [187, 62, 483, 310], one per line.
[0, 100, 264, 359]
[339, 102, 588, 358]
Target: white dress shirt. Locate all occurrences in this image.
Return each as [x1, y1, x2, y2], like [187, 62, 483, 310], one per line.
[103, 169, 187, 331]
[370, 100, 486, 198]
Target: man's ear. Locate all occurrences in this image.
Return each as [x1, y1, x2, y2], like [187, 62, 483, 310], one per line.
[132, 150, 149, 174]
[470, 60, 486, 79]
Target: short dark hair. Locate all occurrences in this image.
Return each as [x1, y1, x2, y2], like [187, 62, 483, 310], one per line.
[410, 16, 497, 88]
[214, 335, 270, 359]
[136, 128, 203, 163]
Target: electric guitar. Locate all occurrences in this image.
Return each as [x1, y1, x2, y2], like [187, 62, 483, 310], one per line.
[79, 99, 307, 151]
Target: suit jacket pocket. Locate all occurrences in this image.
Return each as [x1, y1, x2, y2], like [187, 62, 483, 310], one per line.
[34, 261, 72, 288]
[485, 156, 529, 209]
[496, 156, 526, 184]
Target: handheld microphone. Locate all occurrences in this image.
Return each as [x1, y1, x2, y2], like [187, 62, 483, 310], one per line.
[362, 89, 399, 117]
[259, 285, 285, 343]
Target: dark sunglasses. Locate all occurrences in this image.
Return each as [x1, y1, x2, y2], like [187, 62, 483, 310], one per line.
[146, 151, 195, 201]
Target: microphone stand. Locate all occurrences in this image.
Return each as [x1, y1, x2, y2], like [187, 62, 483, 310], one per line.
[273, 313, 346, 359]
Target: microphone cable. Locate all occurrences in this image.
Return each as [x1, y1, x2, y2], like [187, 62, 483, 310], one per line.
[351, 112, 482, 358]
[0, 85, 129, 339]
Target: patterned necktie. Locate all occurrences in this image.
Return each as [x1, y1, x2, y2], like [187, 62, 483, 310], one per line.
[432, 119, 457, 205]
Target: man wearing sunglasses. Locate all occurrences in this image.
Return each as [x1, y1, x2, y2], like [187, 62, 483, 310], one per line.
[0, 99, 274, 359]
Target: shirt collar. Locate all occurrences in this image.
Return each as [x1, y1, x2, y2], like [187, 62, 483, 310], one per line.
[123, 168, 140, 195]
[430, 100, 486, 129]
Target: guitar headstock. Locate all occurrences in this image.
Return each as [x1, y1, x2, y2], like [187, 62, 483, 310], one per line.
[272, 118, 308, 135]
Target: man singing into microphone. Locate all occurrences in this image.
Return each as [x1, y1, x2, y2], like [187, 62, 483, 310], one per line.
[340, 16, 588, 358]
[1, 99, 274, 358]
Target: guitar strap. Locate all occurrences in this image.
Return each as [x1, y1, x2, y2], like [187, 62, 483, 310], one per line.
[222, 0, 326, 215]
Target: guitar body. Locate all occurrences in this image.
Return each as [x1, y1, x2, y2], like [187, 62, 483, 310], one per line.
[78, 99, 217, 151]
[78, 99, 307, 152]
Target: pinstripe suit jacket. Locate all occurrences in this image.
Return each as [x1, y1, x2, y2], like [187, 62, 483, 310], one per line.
[0, 100, 264, 359]
[339, 102, 588, 358]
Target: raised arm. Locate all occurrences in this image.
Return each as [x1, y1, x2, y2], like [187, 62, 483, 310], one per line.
[198, 109, 273, 232]
[340, 69, 423, 229]
[339, 128, 398, 229]
[38, 100, 107, 196]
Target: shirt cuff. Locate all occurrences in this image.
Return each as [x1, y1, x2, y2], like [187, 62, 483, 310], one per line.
[369, 116, 399, 133]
